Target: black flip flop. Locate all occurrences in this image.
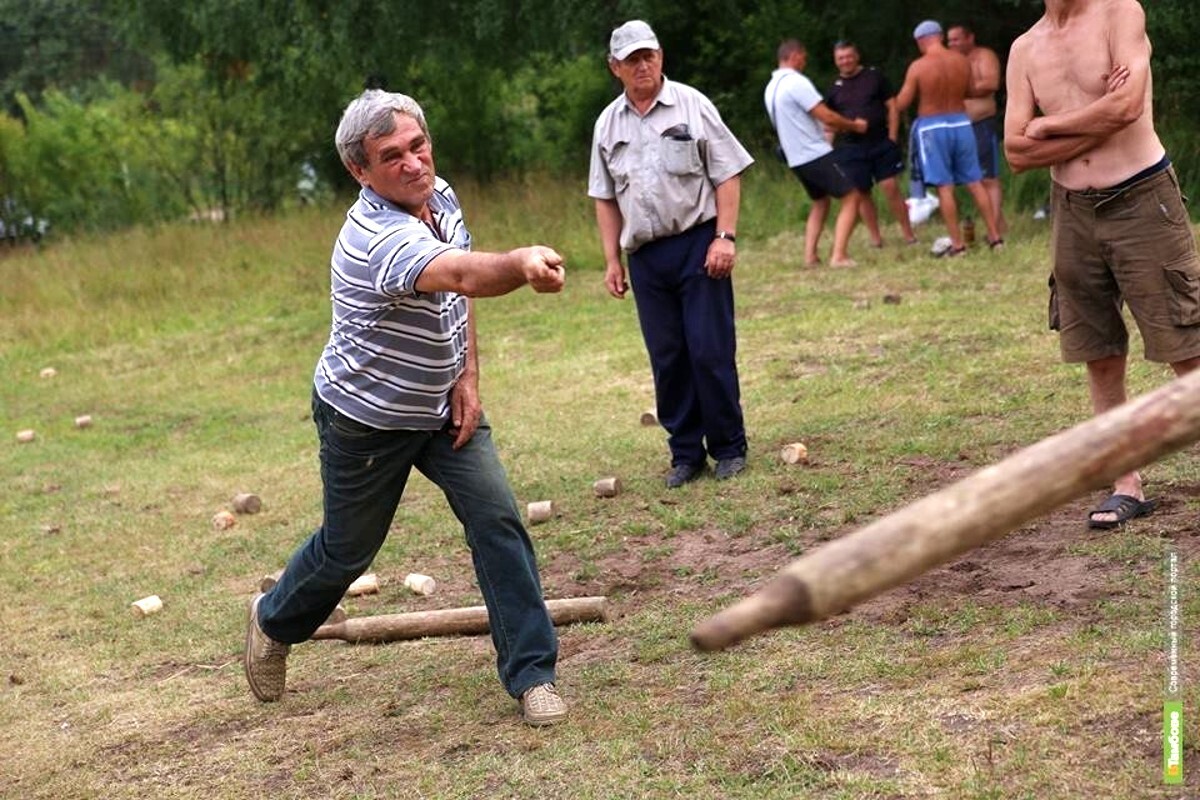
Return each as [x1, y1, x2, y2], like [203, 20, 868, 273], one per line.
[1086, 493, 1156, 529]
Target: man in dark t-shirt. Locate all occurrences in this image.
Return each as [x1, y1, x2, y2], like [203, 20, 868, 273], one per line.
[826, 41, 917, 245]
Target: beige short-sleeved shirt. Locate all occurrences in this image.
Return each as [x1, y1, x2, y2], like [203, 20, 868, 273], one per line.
[588, 78, 753, 253]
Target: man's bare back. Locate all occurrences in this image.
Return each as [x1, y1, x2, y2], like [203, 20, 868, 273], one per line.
[1004, 0, 1163, 189]
[898, 44, 971, 117]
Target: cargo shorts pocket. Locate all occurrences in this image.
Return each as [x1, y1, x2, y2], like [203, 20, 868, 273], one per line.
[1164, 263, 1200, 326]
[1047, 274, 1061, 331]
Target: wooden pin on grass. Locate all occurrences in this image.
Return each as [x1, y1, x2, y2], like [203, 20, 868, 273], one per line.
[593, 477, 622, 498]
[74, 415, 93, 429]
[527, 500, 555, 524]
[232, 493, 262, 514]
[639, 409, 658, 426]
[780, 442, 809, 464]
[211, 510, 237, 530]
[346, 572, 380, 597]
[403, 572, 437, 596]
[16, 429, 36, 444]
[39, 367, 57, 379]
[259, 569, 284, 593]
[130, 595, 163, 618]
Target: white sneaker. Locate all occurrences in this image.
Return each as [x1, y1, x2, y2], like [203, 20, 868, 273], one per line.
[520, 683, 567, 726]
[244, 593, 290, 702]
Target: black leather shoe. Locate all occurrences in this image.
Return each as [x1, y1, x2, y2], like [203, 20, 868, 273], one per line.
[714, 456, 747, 480]
[665, 462, 705, 488]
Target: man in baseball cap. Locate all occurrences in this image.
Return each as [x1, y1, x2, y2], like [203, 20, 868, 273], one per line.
[609, 19, 660, 60]
[589, 20, 754, 488]
[913, 20, 943, 40]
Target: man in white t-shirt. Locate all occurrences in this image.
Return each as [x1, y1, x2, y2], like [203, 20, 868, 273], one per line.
[765, 39, 867, 267]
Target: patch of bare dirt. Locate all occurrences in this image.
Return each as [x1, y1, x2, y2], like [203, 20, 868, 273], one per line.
[534, 472, 1200, 632]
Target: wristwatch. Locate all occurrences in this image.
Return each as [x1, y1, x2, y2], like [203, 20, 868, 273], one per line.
[715, 230, 737, 242]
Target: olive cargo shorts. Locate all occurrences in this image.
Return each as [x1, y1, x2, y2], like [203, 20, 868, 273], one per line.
[1049, 165, 1200, 364]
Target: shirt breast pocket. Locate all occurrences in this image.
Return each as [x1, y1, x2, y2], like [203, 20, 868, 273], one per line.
[662, 138, 703, 176]
[604, 140, 632, 187]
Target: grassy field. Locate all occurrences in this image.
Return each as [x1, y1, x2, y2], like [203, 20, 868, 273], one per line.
[1, 166, 1198, 799]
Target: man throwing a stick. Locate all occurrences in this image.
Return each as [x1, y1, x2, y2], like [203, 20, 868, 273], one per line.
[1005, 0, 1200, 528]
[243, 89, 569, 726]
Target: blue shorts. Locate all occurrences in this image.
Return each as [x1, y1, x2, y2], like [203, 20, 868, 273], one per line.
[914, 113, 982, 187]
[972, 116, 1000, 179]
[833, 139, 905, 192]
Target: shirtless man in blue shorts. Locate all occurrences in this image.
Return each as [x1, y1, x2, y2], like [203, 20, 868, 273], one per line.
[896, 20, 1003, 256]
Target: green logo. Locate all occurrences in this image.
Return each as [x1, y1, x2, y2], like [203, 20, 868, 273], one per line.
[1164, 701, 1183, 784]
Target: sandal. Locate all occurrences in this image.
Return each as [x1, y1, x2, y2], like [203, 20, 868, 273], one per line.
[1086, 493, 1156, 529]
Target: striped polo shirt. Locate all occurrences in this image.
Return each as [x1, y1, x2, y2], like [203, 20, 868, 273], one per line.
[313, 180, 471, 430]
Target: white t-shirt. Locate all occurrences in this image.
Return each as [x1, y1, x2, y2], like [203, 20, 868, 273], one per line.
[764, 68, 832, 167]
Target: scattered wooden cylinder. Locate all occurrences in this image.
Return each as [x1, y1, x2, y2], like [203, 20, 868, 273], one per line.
[130, 595, 163, 618]
[232, 493, 262, 514]
[403, 573, 437, 596]
[640, 408, 658, 426]
[39, 367, 57, 379]
[312, 596, 610, 643]
[15, 430, 36, 444]
[346, 572, 380, 597]
[74, 415, 93, 429]
[259, 569, 284, 593]
[211, 510, 237, 530]
[780, 442, 808, 464]
[691, 365, 1200, 653]
[527, 500, 555, 524]
[593, 477, 622, 498]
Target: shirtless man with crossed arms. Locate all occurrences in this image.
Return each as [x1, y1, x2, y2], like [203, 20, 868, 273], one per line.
[1005, 0, 1200, 528]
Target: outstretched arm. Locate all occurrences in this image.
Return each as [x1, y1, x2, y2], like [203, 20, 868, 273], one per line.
[810, 102, 867, 135]
[416, 245, 565, 297]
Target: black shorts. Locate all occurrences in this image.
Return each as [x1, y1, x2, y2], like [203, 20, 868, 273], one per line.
[792, 151, 855, 201]
[834, 139, 905, 191]
[972, 117, 1001, 180]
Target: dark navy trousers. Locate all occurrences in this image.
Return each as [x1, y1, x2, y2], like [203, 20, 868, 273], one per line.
[628, 221, 747, 468]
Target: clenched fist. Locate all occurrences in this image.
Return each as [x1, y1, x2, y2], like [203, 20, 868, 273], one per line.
[514, 246, 566, 293]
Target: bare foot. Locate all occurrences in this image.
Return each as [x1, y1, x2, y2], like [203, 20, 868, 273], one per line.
[830, 258, 858, 268]
[804, 257, 822, 267]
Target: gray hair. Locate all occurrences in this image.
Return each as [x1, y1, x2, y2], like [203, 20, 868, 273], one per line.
[335, 89, 430, 170]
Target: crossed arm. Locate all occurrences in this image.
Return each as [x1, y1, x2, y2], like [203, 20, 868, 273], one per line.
[1003, 6, 1147, 172]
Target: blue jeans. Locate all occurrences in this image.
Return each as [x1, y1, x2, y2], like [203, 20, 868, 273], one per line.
[257, 393, 558, 698]
[629, 221, 747, 468]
